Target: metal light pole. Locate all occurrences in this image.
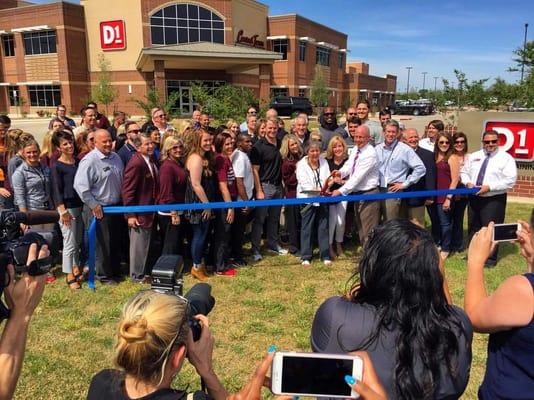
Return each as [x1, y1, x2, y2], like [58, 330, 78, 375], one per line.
[433, 76, 439, 91]
[422, 72, 428, 91]
[520, 23, 529, 83]
[406, 66, 413, 94]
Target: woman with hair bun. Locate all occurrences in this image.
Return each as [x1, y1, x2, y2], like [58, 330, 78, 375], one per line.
[87, 291, 227, 400]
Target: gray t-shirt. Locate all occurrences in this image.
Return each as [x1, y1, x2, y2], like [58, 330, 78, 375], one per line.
[311, 296, 473, 399]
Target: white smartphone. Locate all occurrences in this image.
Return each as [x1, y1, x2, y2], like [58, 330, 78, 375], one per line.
[271, 352, 363, 399]
[493, 223, 521, 242]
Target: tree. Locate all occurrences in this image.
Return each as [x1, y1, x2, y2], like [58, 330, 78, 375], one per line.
[509, 40, 534, 106]
[91, 54, 117, 116]
[190, 82, 257, 124]
[132, 88, 180, 119]
[310, 66, 330, 107]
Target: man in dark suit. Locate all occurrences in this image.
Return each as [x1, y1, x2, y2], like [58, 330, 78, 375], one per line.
[122, 133, 159, 282]
[401, 128, 436, 227]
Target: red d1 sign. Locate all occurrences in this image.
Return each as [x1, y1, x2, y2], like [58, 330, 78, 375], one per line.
[100, 20, 126, 50]
[485, 120, 534, 162]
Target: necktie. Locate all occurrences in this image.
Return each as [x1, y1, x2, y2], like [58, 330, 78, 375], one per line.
[350, 149, 361, 175]
[475, 154, 490, 186]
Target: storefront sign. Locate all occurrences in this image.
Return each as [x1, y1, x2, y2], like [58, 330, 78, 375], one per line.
[484, 120, 534, 161]
[100, 20, 126, 51]
[235, 30, 264, 49]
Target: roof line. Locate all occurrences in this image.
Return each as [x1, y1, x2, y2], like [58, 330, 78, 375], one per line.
[268, 13, 347, 38]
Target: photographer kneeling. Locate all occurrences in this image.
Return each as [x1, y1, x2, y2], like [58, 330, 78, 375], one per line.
[0, 243, 49, 400]
[87, 290, 228, 400]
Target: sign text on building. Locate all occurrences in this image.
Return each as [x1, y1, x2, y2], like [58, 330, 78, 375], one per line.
[235, 30, 264, 49]
[484, 120, 534, 162]
[100, 20, 126, 51]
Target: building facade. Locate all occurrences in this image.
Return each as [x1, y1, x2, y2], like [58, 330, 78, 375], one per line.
[0, 0, 396, 116]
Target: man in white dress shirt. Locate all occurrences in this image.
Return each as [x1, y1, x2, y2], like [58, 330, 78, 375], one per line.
[330, 125, 380, 246]
[461, 130, 517, 267]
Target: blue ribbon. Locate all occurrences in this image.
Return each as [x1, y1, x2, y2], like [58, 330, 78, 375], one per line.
[87, 187, 478, 288]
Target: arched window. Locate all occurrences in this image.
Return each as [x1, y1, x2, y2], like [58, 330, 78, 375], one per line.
[150, 3, 225, 45]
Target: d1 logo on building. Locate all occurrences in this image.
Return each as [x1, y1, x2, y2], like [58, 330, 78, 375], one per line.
[100, 20, 126, 50]
[485, 120, 534, 162]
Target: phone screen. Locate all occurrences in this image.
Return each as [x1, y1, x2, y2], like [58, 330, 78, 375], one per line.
[493, 224, 519, 241]
[281, 355, 353, 397]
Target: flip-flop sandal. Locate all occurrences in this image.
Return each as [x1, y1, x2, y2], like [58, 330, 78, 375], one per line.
[66, 277, 81, 290]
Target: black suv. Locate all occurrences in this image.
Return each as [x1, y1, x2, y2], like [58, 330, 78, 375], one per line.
[270, 96, 313, 116]
[390, 100, 434, 116]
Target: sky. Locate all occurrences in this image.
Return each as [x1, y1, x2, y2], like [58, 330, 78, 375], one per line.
[31, 0, 532, 91]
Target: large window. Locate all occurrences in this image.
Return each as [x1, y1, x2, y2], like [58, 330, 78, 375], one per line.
[298, 40, 306, 62]
[150, 4, 225, 45]
[298, 88, 307, 97]
[23, 31, 56, 55]
[272, 39, 288, 60]
[338, 52, 344, 70]
[28, 85, 61, 107]
[8, 86, 19, 106]
[2, 35, 15, 57]
[316, 46, 330, 66]
[271, 88, 289, 97]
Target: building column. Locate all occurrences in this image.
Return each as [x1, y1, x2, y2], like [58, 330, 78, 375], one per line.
[259, 64, 271, 106]
[154, 60, 166, 101]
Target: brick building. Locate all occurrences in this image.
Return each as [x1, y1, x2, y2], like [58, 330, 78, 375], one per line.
[0, 0, 397, 116]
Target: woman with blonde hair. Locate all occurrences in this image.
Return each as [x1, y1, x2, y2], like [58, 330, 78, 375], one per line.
[280, 134, 303, 255]
[325, 136, 349, 258]
[75, 128, 95, 160]
[185, 128, 216, 281]
[226, 119, 240, 137]
[255, 118, 267, 141]
[40, 129, 58, 167]
[87, 290, 227, 399]
[158, 136, 188, 256]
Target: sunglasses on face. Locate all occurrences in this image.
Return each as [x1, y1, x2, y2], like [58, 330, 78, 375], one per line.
[454, 140, 466, 144]
[171, 145, 183, 150]
[483, 139, 498, 144]
[348, 112, 357, 115]
[155, 114, 166, 119]
[324, 113, 335, 116]
[438, 141, 450, 145]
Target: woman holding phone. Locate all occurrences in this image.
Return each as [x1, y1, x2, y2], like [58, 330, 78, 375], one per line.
[465, 216, 534, 399]
[311, 219, 472, 399]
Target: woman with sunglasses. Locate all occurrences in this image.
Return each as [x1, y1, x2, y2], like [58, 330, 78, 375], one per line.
[433, 132, 461, 259]
[158, 137, 187, 256]
[451, 132, 469, 252]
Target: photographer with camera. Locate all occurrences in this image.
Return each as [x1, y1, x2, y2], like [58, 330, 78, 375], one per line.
[87, 290, 228, 400]
[0, 243, 48, 400]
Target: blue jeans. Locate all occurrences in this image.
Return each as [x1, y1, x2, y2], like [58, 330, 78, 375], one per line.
[436, 203, 453, 252]
[191, 219, 210, 265]
[451, 197, 468, 252]
[300, 204, 330, 261]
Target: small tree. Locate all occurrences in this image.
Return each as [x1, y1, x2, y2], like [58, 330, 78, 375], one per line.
[190, 82, 258, 124]
[91, 54, 117, 116]
[310, 66, 330, 108]
[132, 88, 180, 119]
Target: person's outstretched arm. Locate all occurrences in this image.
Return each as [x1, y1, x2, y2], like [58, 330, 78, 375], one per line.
[0, 244, 48, 400]
[464, 223, 534, 333]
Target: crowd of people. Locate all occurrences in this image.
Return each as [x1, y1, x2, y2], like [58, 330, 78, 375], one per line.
[0, 98, 519, 287]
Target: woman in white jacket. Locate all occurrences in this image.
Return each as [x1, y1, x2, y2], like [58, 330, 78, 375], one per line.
[296, 140, 332, 266]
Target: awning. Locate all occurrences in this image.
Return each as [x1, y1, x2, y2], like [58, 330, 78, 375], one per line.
[11, 25, 51, 33]
[136, 42, 282, 72]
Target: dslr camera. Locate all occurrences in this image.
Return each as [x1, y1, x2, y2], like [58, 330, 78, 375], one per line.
[0, 209, 60, 320]
[151, 255, 215, 341]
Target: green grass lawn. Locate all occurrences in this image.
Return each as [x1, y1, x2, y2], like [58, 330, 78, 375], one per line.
[10, 202, 533, 399]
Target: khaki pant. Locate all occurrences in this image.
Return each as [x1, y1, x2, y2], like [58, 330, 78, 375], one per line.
[354, 188, 380, 246]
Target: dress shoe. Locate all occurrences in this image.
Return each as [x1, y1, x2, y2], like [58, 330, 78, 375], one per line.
[191, 265, 209, 281]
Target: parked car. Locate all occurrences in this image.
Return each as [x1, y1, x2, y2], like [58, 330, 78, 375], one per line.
[508, 101, 534, 112]
[270, 96, 313, 116]
[390, 99, 435, 116]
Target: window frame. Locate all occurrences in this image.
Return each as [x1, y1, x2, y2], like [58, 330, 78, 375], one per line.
[23, 30, 57, 56]
[2, 34, 15, 57]
[338, 52, 344, 70]
[316, 46, 330, 66]
[298, 40, 306, 62]
[150, 3, 225, 46]
[27, 85, 61, 107]
[8, 85, 19, 106]
[272, 39, 288, 61]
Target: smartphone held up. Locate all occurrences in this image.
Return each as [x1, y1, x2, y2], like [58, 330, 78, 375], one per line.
[271, 352, 363, 399]
[492, 223, 521, 242]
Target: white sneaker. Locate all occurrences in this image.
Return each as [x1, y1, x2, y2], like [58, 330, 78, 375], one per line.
[268, 245, 288, 255]
[252, 252, 263, 262]
[323, 259, 332, 266]
[301, 260, 311, 267]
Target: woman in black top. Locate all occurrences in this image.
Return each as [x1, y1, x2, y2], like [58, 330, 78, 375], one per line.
[51, 130, 84, 289]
